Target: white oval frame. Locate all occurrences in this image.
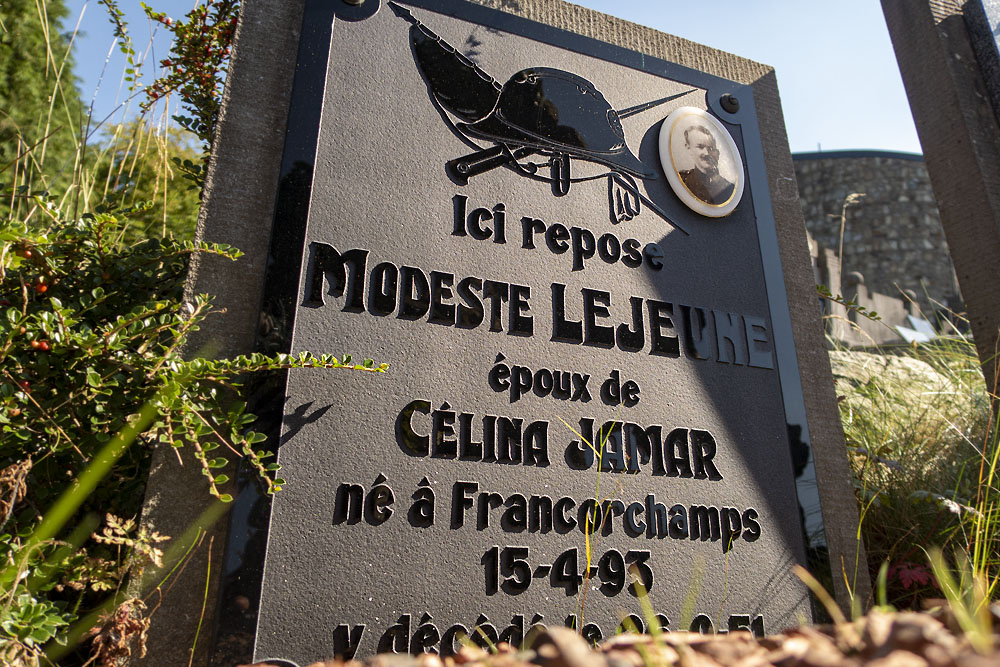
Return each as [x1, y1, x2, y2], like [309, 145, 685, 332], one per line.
[659, 106, 744, 218]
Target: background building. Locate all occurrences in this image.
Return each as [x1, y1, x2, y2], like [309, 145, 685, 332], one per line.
[793, 150, 962, 321]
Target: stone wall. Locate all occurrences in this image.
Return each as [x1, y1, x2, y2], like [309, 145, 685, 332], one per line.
[793, 151, 962, 319]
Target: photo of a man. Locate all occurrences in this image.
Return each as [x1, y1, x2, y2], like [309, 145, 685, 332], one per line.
[660, 106, 744, 218]
[678, 124, 735, 205]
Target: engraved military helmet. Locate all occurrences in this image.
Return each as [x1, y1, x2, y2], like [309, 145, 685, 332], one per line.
[458, 67, 651, 178]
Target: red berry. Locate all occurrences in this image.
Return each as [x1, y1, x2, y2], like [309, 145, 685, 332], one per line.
[9, 408, 21, 418]
[35, 283, 47, 294]
[37, 341, 50, 352]
[17, 381, 29, 393]
[30, 340, 39, 349]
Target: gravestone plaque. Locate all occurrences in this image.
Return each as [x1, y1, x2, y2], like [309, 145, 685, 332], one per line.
[211, 0, 834, 662]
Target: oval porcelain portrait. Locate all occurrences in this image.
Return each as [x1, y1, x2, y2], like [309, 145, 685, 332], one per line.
[659, 107, 744, 218]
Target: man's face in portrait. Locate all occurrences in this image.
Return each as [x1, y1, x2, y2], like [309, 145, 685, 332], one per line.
[686, 127, 719, 175]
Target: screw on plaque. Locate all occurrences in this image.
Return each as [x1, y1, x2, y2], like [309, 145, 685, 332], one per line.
[720, 93, 740, 114]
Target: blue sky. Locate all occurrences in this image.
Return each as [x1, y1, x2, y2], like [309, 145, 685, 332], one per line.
[64, 0, 921, 154]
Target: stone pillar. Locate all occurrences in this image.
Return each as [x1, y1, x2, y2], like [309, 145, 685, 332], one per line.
[882, 0, 1000, 390]
[133, 2, 306, 665]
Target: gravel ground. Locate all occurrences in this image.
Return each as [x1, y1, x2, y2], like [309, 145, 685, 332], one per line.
[242, 605, 1000, 667]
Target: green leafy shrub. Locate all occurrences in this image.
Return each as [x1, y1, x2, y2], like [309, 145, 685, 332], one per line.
[0, 193, 386, 659]
[1, 593, 72, 646]
[141, 0, 240, 188]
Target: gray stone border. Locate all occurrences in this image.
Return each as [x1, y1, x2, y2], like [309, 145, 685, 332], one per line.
[135, 3, 306, 665]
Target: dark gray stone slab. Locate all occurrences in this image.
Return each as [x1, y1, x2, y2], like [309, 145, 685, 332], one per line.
[137, 1, 867, 665]
[247, 1, 815, 662]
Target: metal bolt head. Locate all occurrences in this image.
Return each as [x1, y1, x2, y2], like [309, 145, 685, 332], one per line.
[720, 93, 740, 114]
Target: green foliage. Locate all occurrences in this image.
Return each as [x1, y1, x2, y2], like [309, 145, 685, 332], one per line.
[0, 593, 71, 648]
[0, 193, 384, 502]
[95, 0, 142, 89]
[834, 336, 997, 608]
[817, 284, 881, 322]
[0, 0, 86, 195]
[93, 0, 238, 195]
[927, 547, 994, 654]
[142, 0, 240, 188]
[0, 193, 385, 657]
